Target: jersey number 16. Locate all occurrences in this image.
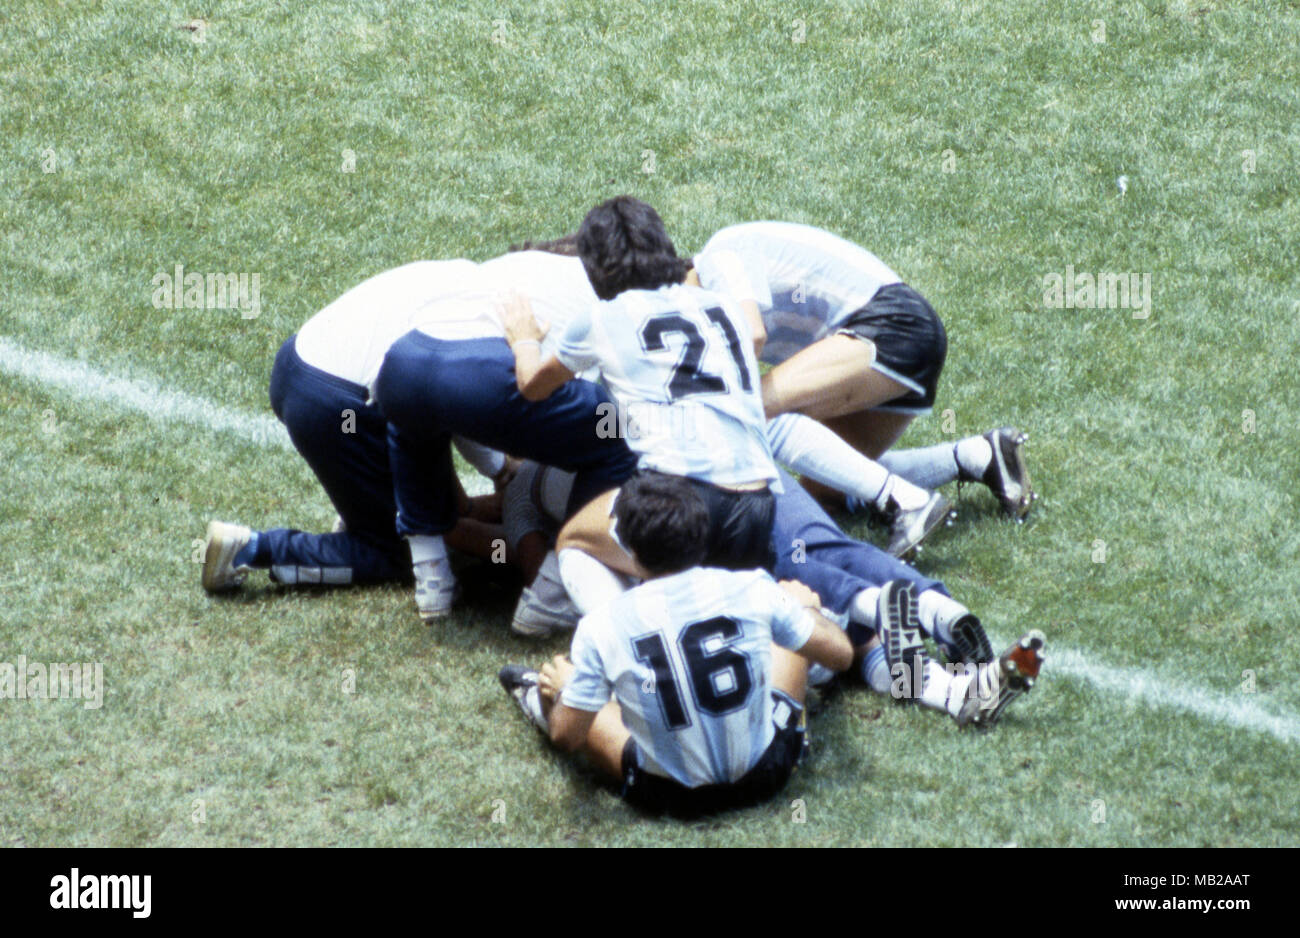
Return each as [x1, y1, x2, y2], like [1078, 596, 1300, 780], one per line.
[633, 616, 755, 729]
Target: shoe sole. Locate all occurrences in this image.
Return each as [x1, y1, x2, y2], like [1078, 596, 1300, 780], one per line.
[950, 616, 995, 665]
[880, 581, 929, 702]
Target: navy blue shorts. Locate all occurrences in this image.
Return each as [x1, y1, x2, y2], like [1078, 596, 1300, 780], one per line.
[619, 690, 805, 817]
[374, 331, 638, 537]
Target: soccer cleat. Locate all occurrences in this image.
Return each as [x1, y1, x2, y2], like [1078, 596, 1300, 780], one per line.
[877, 580, 929, 702]
[957, 629, 1047, 729]
[511, 583, 581, 638]
[413, 561, 458, 623]
[201, 521, 253, 592]
[884, 491, 955, 558]
[934, 613, 995, 665]
[960, 427, 1035, 520]
[498, 665, 549, 733]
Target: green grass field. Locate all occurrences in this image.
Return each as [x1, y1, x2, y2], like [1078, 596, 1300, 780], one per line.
[2, 0, 1297, 847]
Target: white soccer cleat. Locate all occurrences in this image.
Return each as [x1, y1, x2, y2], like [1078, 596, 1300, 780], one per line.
[201, 521, 253, 593]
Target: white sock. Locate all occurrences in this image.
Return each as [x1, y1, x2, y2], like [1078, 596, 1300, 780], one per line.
[916, 589, 971, 640]
[918, 661, 977, 718]
[878, 443, 961, 490]
[406, 534, 448, 565]
[557, 547, 628, 615]
[407, 534, 452, 584]
[767, 414, 929, 512]
[861, 644, 891, 694]
[954, 435, 994, 479]
[848, 587, 882, 629]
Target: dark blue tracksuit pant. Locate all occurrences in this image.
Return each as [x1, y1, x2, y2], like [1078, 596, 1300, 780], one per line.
[374, 331, 639, 537]
[255, 336, 410, 584]
[770, 468, 948, 643]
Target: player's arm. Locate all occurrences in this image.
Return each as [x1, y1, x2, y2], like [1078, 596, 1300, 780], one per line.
[738, 298, 765, 359]
[690, 252, 766, 358]
[500, 291, 576, 401]
[538, 654, 600, 751]
[778, 579, 854, 672]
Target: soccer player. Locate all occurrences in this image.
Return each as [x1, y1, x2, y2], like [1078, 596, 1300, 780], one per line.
[370, 251, 641, 621]
[691, 221, 1035, 522]
[500, 460, 1046, 729]
[503, 196, 781, 615]
[201, 251, 637, 615]
[498, 473, 853, 816]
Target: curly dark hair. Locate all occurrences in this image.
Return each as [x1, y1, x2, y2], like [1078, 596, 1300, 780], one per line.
[575, 196, 690, 300]
[614, 472, 709, 577]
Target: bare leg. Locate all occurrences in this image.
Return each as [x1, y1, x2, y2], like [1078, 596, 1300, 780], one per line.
[762, 334, 910, 421]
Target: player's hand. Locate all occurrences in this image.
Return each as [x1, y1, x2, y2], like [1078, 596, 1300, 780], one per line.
[778, 579, 822, 611]
[538, 654, 574, 703]
[500, 291, 549, 348]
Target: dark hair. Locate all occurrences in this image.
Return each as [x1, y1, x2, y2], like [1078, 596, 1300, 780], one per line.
[508, 233, 580, 256]
[576, 196, 690, 300]
[614, 473, 709, 576]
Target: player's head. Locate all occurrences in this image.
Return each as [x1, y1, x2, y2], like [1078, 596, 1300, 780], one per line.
[576, 196, 690, 300]
[613, 473, 709, 577]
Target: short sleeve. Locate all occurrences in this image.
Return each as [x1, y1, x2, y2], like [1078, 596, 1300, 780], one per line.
[553, 300, 600, 375]
[560, 616, 614, 712]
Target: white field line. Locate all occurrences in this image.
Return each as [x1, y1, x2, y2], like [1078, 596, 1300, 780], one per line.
[2, 335, 1297, 745]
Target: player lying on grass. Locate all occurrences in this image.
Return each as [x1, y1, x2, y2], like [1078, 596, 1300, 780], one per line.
[503, 196, 783, 615]
[498, 472, 853, 816]
[500, 459, 1046, 729]
[200, 250, 636, 610]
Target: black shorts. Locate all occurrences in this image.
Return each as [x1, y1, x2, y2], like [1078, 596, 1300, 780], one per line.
[619, 690, 805, 817]
[633, 470, 776, 571]
[838, 282, 947, 414]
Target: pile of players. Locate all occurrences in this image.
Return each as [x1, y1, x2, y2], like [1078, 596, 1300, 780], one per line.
[201, 197, 1045, 818]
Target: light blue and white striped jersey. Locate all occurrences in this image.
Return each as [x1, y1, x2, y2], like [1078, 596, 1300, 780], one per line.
[694, 221, 903, 366]
[554, 282, 779, 490]
[561, 567, 815, 788]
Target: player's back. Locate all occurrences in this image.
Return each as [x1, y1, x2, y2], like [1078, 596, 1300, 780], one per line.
[555, 282, 777, 489]
[478, 251, 595, 342]
[571, 567, 807, 787]
[695, 221, 902, 364]
[295, 259, 484, 387]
